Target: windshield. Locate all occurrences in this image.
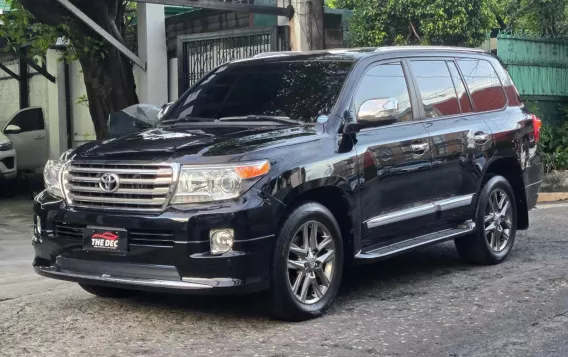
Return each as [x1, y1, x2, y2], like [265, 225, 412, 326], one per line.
[164, 59, 354, 124]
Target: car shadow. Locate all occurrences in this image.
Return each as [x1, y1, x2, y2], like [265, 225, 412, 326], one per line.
[119, 242, 473, 321]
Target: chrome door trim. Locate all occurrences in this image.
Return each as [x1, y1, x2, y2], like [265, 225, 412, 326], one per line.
[365, 194, 474, 229]
[434, 194, 474, 211]
[366, 204, 436, 229]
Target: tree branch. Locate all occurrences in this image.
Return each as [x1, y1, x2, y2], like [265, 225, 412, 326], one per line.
[410, 22, 422, 42]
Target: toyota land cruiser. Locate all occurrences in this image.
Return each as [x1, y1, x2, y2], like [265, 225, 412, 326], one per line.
[33, 47, 543, 321]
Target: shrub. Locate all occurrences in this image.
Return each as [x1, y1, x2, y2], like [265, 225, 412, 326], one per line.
[539, 122, 568, 173]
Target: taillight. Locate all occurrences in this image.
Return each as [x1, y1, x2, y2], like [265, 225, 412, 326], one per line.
[532, 114, 542, 143]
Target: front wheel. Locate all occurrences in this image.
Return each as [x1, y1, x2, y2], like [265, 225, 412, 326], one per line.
[455, 175, 517, 265]
[270, 202, 344, 321]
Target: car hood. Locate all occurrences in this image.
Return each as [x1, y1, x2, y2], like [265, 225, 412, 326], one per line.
[71, 125, 320, 163]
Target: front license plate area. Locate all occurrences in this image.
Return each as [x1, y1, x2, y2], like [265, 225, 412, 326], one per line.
[83, 227, 128, 253]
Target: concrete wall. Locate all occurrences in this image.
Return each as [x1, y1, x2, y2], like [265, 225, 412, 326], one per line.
[0, 61, 20, 127]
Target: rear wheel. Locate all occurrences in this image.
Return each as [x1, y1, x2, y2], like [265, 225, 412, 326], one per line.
[455, 176, 517, 265]
[79, 283, 138, 298]
[270, 202, 344, 321]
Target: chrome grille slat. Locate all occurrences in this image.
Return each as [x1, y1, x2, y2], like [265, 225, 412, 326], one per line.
[63, 161, 176, 212]
[68, 166, 172, 175]
[66, 185, 169, 195]
[69, 194, 167, 205]
[66, 176, 172, 185]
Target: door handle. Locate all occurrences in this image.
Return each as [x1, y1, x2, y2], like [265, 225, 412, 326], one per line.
[473, 132, 490, 144]
[411, 143, 430, 152]
[34, 136, 46, 140]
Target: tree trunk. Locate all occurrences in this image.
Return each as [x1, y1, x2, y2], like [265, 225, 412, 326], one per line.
[18, 0, 139, 140]
[78, 33, 138, 139]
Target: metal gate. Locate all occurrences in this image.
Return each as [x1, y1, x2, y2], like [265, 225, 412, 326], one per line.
[177, 26, 288, 96]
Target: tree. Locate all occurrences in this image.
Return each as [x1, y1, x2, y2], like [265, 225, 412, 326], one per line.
[499, 0, 568, 36]
[1, 0, 139, 139]
[329, 0, 496, 48]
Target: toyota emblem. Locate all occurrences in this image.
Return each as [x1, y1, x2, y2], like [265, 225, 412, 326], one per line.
[99, 173, 120, 193]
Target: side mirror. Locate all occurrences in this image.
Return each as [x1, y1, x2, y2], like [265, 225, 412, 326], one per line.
[4, 124, 21, 134]
[356, 98, 399, 127]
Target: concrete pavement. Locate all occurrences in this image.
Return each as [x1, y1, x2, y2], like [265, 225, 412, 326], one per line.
[1, 198, 568, 356]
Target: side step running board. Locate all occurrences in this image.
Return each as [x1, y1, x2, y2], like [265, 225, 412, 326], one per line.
[355, 221, 476, 262]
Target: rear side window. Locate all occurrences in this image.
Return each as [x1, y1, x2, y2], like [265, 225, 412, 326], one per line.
[446, 61, 473, 113]
[457, 59, 507, 112]
[410, 60, 461, 118]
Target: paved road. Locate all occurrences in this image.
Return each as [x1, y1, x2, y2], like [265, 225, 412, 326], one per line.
[1, 198, 568, 357]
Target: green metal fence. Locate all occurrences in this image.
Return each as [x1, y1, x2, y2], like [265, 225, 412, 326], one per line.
[497, 32, 568, 125]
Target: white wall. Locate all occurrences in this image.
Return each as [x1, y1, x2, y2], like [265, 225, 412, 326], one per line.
[0, 61, 21, 128]
[169, 58, 178, 102]
[69, 60, 96, 146]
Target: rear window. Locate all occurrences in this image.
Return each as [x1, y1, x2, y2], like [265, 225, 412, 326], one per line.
[457, 59, 507, 112]
[167, 60, 354, 123]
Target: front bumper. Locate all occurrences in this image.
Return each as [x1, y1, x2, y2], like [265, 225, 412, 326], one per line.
[33, 188, 283, 294]
[0, 148, 16, 180]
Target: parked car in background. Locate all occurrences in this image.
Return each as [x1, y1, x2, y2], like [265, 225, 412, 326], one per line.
[34, 47, 543, 321]
[2, 107, 48, 174]
[0, 129, 17, 196]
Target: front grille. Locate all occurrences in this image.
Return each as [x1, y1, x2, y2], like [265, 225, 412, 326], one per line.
[54, 222, 85, 240]
[63, 162, 175, 212]
[129, 230, 175, 247]
[1, 157, 14, 170]
[53, 222, 175, 248]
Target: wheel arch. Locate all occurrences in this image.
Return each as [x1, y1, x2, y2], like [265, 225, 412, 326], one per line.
[480, 157, 529, 230]
[276, 179, 358, 263]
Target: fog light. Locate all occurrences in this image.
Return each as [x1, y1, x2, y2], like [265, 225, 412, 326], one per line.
[210, 229, 234, 255]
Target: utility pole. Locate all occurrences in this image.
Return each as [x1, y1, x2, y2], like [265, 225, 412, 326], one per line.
[282, 0, 325, 51]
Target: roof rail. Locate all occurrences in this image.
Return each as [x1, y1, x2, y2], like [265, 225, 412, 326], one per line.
[374, 46, 486, 53]
[252, 51, 297, 58]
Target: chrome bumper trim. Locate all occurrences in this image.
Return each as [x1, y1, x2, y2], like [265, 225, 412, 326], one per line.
[35, 266, 213, 290]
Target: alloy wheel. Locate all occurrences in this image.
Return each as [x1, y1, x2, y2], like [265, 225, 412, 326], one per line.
[484, 188, 513, 252]
[287, 221, 336, 304]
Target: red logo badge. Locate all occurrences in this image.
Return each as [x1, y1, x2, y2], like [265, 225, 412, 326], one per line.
[91, 232, 119, 249]
[92, 232, 119, 240]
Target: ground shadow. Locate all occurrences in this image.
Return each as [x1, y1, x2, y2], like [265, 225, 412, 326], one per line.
[119, 241, 473, 320]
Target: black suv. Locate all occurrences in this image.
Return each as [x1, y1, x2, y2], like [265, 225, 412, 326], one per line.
[34, 47, 543, 320]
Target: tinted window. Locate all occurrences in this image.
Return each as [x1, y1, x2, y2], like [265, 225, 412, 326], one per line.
[167, 60, 354, 123]
[447, 61, 473, 113]
[457, 59, 507, 112]
[8, 108, 44, 132]
[354, 63, 413, 123]
[410, 61, 460, 118]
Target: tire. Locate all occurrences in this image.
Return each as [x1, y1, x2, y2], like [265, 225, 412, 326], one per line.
[270, 202, 344, 321]
[455, 175, 517, 265]
[79, 283, 138, 298]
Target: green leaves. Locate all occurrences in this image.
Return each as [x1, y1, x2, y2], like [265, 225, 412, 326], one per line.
[344, 0, 495, 47]
[538, 108, 568, 173]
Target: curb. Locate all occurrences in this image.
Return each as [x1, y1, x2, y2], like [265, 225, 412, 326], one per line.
[538, 192, 568, 203]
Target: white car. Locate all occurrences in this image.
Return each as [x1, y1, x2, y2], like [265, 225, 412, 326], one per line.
[0, 107, 49, 195]
[0, 130, 17, 193]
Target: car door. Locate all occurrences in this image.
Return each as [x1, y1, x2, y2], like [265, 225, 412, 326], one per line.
[3, 107, 48, 172]
[406, 58, 496, 228]
[351, 61, 436, 249]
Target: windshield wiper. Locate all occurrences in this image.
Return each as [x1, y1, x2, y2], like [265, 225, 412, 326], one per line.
[161, 116, 218, 125]
[218, 115, 301, 126]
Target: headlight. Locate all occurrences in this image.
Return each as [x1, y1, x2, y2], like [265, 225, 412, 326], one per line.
[171, 160, 270, 204]
[0, 142, 13, 151]
[44, 160, 65, 199]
